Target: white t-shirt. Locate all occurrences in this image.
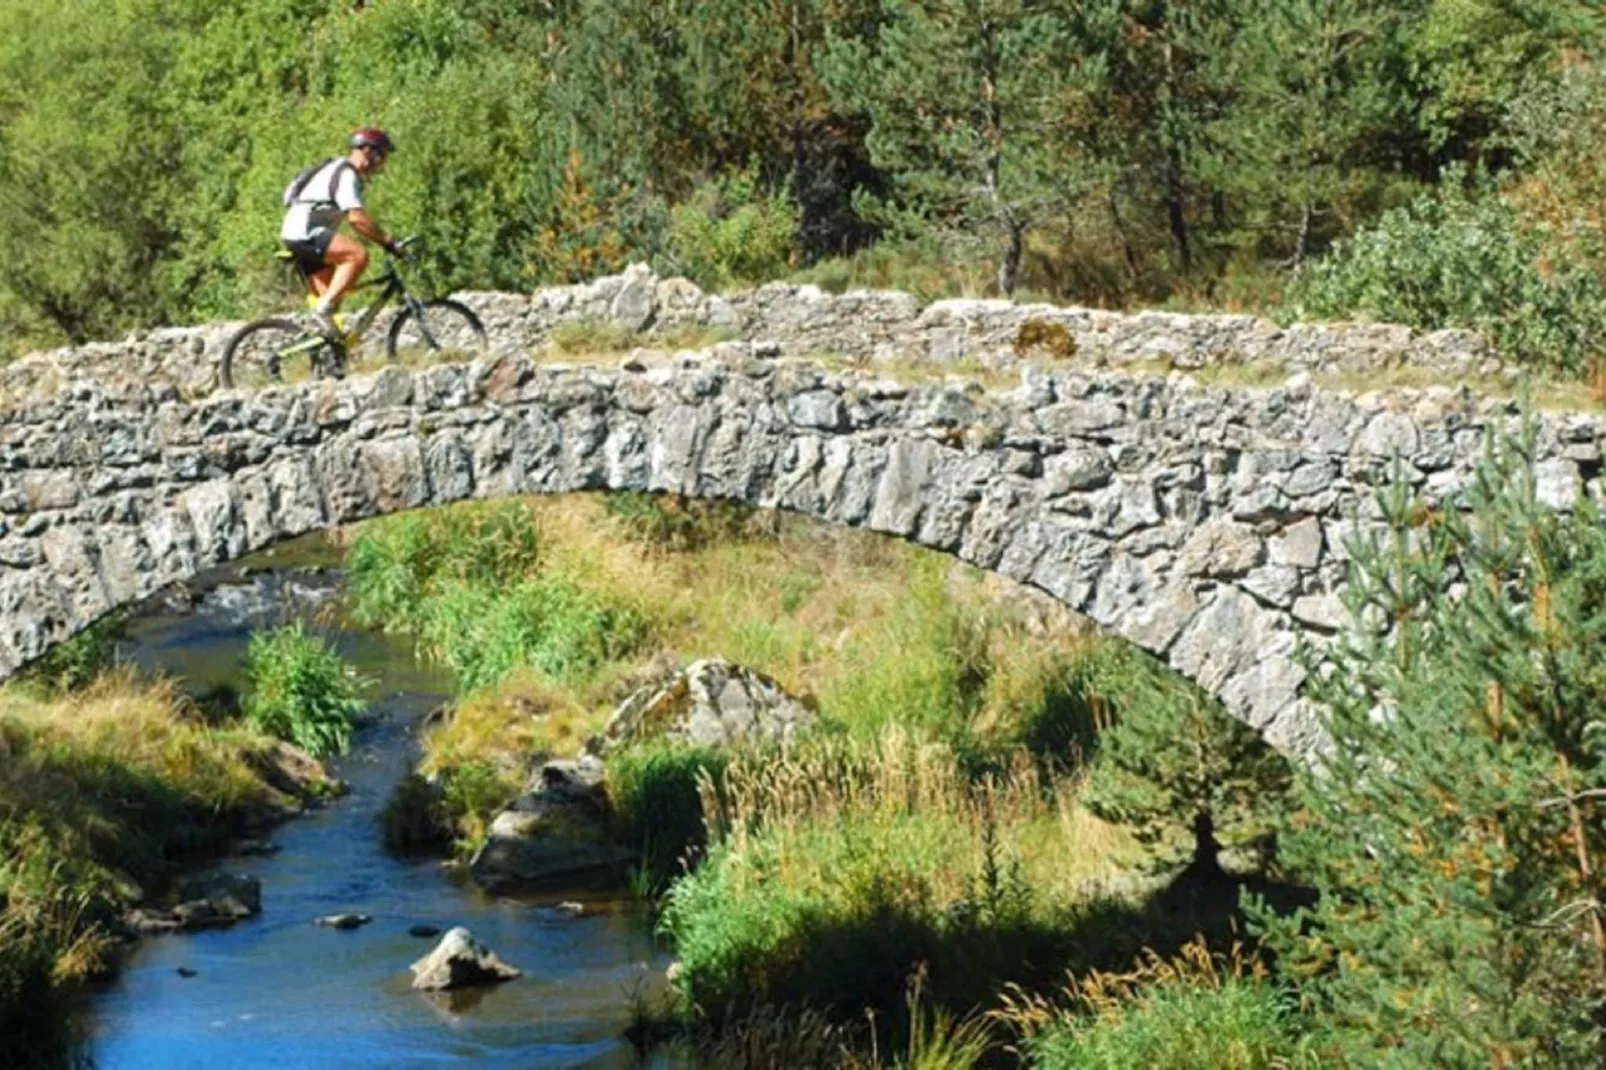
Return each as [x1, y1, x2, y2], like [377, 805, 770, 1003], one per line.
[280, 160, 364, 242]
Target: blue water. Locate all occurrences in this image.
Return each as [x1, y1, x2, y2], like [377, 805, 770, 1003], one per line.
[81, 558, 675, 1069]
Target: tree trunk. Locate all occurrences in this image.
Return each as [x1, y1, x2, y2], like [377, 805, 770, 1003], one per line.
[997, 219, 1024, 297]
[1165, 146, 1192, 276]
[1108, 189, 1140, 281]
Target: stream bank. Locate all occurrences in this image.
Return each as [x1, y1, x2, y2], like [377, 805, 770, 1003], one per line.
[80, 544, 676, 1069]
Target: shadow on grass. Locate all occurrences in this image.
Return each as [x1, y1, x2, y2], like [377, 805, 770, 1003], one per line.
[665, 866, 1316, 1066]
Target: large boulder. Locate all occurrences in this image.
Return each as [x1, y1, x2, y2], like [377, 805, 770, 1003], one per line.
[588, 657, 814, 755]
[468, 756, 634, 892]
[409, 927, 522, 991]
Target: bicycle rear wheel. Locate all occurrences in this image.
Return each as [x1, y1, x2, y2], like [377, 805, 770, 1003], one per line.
[220, 318, 340, 390]
[386, 299, 487, 365]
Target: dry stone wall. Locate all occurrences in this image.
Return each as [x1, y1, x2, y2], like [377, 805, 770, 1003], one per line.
[1, 341, 1599, 755]
[0, 265, 1502, 404]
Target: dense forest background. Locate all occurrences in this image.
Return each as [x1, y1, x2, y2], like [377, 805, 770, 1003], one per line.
[0, 0, 1602, 362]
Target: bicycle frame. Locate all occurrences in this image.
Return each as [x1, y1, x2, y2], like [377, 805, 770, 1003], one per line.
[282, 252, 430, 360]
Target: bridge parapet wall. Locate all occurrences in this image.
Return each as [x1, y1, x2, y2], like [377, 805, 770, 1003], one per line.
[0, 349, 1595, 753]
[0, 265, 1500, 406]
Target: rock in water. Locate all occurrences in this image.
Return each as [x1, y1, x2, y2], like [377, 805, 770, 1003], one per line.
[409, 927, 522, 991]
[178, 872, 261, 917]
[408, 923, 442, 939]
[314, 913, 372, 930]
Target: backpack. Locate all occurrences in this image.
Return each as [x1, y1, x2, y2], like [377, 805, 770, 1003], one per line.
[283, 157, 354, 209]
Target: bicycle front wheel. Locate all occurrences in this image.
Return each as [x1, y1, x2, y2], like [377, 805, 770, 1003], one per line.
[220, 318, 339, 390]
[386, 299, 487, 365]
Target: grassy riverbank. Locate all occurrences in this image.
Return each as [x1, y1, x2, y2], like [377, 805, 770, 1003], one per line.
[0, 672, 334, 1061]
[351, 495, 1299, 1063]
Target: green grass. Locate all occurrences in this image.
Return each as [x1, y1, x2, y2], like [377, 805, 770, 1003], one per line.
[605, 742, 730, 893]
[0, 674, 330, 1046]
[656, 731, 1138, 1040]
[1015, 945, 1321, 1070]
[242, 621, 369, 757]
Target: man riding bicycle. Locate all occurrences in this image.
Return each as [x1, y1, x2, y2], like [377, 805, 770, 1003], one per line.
[280, 127, 405, 340]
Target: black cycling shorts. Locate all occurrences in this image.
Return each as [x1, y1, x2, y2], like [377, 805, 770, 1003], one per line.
[282, 230, 335, 276]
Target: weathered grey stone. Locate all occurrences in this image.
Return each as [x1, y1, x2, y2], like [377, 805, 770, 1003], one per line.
[1292, 592, 1348, 632]
[1269, 517, 1323, 569]
[591, 658, 814, 753]
[1535, 458, 1582, 510]
[468, 756, 634, 892]
[1179, 518, 1262, 577]
[1043, 447, 1113, 494]
[410, 927, 521, 991]
[1240, 564, 1300, 608]
[1359, 411, 1419, 457]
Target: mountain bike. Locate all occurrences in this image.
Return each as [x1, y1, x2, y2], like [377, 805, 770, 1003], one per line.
[219, 236, 487, 390]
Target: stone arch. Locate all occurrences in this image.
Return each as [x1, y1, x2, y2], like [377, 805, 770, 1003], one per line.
[3, 351, 1601, 754]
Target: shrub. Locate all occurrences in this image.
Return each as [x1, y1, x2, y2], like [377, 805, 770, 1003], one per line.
[379, 773, 449, 853]
[0, 676, 312, 1042]
[437, 759, 512, 856]
[1082, 656, 1290, 878]
[346, 500, 543, 632]
[664, 163, 798, 290]
[658, 731, 1129, 1040]
[241, 621, 368, 757]
[1014, 319, 1077, 361]
[817, 557, 991, 741]
[347, 500, 645, 694]
[1287, 178, 1606, 375]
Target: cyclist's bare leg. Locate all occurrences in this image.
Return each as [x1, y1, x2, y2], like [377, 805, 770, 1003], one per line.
[306, 269, 334, 301]
[318, 233, 370, 312]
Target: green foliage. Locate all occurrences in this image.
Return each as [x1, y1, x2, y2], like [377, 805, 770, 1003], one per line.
[418, 576, 647, 693]
[1026, 974, 1316, 1070]
[1083, 657, 1291, 875]
[602, 492, 763, 554]
[606, 742, 729, 892]
[347, 500, 544, 633]
[0, 0, 1599, 348]
[665, 163, 798, 290]
[818, 556, 990, 741]
[822, 0, 1082, 295]
[14, 612, 126, 696]
[1255, 428, 1606, 1066]
[0, 679, 316, 1041]
[436, 759, 510, 856]
[1287, 178, 1606, 373]
[347, 499, 646, 693]
[241, 621, 368, 757]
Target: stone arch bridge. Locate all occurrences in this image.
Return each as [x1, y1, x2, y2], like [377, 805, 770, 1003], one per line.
[1, 277, 1600, 753]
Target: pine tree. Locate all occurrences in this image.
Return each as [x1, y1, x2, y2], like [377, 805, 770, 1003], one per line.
[1083, 654, 1291, 878]
[820, 0, 1087, 295]
[1255, 429, 1606, 1066]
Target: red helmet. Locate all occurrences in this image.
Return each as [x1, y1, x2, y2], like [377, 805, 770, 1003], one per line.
[350, 127, 394, 155]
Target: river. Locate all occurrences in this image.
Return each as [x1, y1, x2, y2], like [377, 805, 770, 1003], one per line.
[79, 545, 676, 1068]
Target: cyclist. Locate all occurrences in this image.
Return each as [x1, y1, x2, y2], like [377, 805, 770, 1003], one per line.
[280, 127, 405, 340]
